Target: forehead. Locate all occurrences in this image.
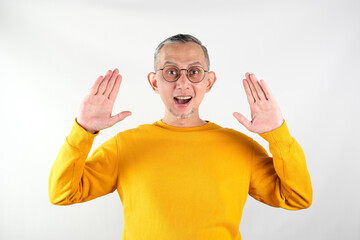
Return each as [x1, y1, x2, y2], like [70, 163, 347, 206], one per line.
[157, 42, 207, 67]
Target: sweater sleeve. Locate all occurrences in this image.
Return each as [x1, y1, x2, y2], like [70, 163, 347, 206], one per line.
[49, 119, 119, 205]
[248, 121, 312, 210]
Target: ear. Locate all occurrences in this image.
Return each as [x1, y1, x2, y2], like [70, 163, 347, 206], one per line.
[205, 71, 217, 93]
[148, 72, 159, 94]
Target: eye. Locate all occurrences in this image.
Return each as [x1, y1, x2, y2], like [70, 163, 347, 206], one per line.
[168, 70, 177, 75]
[188, 67, 201, 76]
[164, 66, 179, 75]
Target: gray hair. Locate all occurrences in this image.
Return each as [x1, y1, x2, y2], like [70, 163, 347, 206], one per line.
[153, 34, 210, 71]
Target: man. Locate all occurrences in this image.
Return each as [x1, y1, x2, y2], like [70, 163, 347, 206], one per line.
[49, 34, 312, 239]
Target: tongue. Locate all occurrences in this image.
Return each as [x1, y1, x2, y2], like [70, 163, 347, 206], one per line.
[178, 99, 189, 104]
[176, 98, 191, 104]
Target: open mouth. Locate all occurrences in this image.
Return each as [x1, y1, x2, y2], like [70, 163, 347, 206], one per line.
[174, 96, 192, 104]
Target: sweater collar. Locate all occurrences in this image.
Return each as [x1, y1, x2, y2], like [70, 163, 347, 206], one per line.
[153, 119, 221, 132]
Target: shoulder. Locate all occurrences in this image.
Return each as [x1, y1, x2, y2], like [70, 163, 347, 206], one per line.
[211, 122, 252, 139]
[115, 123, 157, 137]
[207, 122, 254, 149]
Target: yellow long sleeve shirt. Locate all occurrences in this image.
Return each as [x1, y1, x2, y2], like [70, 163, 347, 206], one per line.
[49, 119, 312, 240]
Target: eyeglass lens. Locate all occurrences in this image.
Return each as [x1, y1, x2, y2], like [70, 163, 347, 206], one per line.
[162, 66, 205, 82]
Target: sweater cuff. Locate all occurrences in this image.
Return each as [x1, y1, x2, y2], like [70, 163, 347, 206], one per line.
[259, 120, 293, 144]
[66, 118, 100, 152]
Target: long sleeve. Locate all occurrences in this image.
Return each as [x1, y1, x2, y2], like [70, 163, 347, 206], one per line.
[249, 121, 312, 210]
[49, 119, 119, 205]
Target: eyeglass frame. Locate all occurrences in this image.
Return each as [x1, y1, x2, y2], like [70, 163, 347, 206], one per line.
[157, 65, 209, 83]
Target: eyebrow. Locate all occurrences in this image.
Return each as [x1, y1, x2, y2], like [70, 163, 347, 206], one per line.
[163, 61, 203, 67]
[188, 61, 202, 66]
[163, 61, 177, 66]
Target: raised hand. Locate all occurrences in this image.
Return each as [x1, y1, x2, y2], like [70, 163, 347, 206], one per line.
[233, 72, 283, 134]
[77, 68, 132, 134]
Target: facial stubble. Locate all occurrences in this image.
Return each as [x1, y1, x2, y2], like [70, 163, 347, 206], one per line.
[170, 108, 196, 119]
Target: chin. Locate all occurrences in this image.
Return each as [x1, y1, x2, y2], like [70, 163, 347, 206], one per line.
[171, 109, 195, 120]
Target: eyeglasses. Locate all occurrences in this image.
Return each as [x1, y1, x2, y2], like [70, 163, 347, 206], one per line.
[158, 65, 208, 83]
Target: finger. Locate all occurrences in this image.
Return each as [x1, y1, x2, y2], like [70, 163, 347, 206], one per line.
[259, 80, 272, 100]
[249, 73, 267, 100]
[245, 72, 259, 101]
[109, 74, 122, 101]
[104, 68, 119, 97]
[108, 111, 132, 126]
[243, 79, 255, 104]
[97, 70, 113, 95]
[90, 75, 104, 95]
[233, 112, 251, 130]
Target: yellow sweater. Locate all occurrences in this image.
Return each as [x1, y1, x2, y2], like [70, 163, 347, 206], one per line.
[49, 119, 312, 240]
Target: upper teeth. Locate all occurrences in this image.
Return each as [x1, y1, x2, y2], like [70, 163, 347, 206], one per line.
[175, 96, 191, 99]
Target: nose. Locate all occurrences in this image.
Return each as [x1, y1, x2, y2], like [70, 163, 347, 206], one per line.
[176, 69, 191, 89]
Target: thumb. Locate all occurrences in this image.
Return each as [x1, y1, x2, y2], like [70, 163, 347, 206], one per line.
[108, 111, 132, 126]
[233, 112, 251, 130]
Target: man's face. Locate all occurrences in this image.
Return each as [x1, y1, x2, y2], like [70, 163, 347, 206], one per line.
[148, 42, 216, 122]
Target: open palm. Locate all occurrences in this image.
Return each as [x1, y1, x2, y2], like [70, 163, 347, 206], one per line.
[233, 72, 283, 134]
[77, 68, 131, 134]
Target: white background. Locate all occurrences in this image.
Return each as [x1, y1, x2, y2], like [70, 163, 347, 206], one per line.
[1, 0, 359, 239]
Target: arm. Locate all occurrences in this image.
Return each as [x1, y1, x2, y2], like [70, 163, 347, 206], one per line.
[250, 121, 312, 209]
[233, 72, 312, 209]
[49, 69, 131, 205]
[49, 120, 119, 205]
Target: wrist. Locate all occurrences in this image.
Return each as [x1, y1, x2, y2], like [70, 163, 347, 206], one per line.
[75, 118, 98, 134]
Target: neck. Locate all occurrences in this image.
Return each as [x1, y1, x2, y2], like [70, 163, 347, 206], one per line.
[162, 112, 207, 128]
